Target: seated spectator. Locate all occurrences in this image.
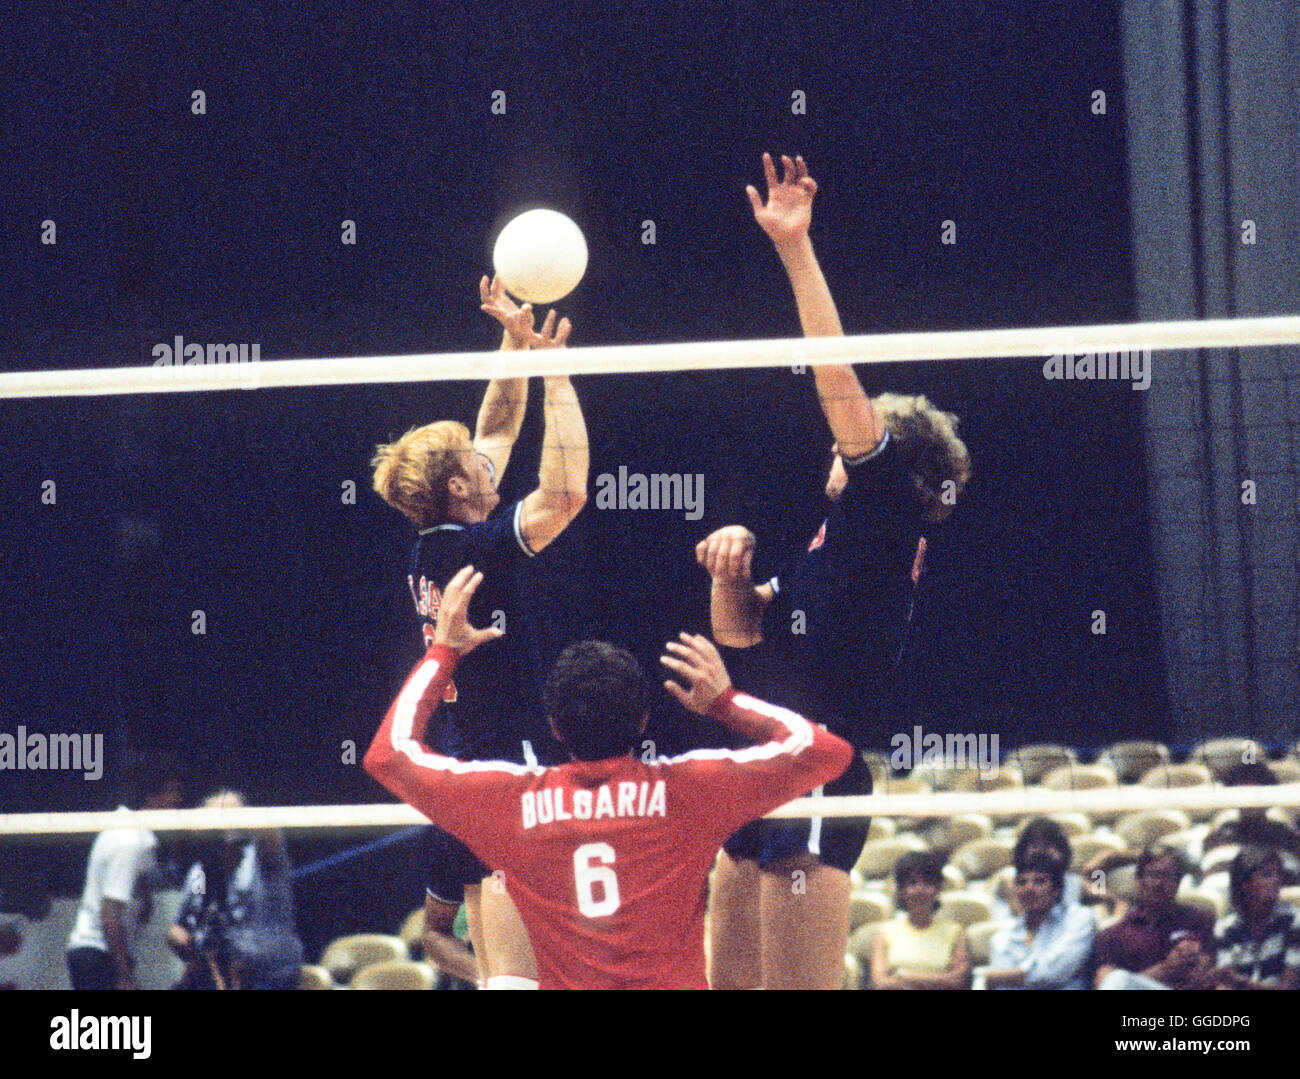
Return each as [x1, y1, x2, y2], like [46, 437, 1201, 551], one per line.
[1202, 764, 1300, 885]
[169, 791, 303, 990]
[986, 850, 1096, 990]
[870, 851, 970, 989]
[1211, 845, 1300, 990]
[1094, 844, 1215, 989]
[992, 817, 1087, 918]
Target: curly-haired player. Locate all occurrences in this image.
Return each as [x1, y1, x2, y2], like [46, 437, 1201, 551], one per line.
[699, 154, 972, 989]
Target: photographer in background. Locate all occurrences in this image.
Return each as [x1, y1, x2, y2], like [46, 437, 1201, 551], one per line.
[168, 791, 302, 990]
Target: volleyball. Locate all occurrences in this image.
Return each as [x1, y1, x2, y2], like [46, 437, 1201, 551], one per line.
[492, 208, 588, 304]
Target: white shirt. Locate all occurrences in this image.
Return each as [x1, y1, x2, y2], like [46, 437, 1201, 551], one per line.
[66, 808, 159, 954]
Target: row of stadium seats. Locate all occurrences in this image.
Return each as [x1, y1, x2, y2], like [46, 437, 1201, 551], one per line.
[871, 737, 1300, 790]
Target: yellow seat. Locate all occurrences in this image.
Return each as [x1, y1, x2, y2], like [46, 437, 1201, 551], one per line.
[1267, 759, 1300, 784]
[848, 891, 894, 930]
[965, 919, 1012, 965]
[320, 933, 409, 984]
[296, 964, 333, 990]
[867, 817, 897, 841]
[1115, 809, 1191, 849]
[1177, 888, 1227, 921]
[1011, 745, 1078, 785]
[952, 837, 1015, 880]
[926, 813, 993, 854]
[1042, 763, 1118, 791]
[1139, 762, 1213, 788]
[1098, 740, 1170, 784]
[398, 907, 425, 953]
[952, 767, 1023, 794]
[853, 835, 928, 881]
[1068, 833, 1125, 873]
[938, 891, 995, 928]
[1046, 812, 1092, 838]
[351, 959, 436, 991]
[1192, 738, 1264, 781]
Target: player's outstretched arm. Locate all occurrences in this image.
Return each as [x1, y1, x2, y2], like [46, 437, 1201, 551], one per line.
[519, 359, 587, 553]
[695, 526, 772, 647]
[748, 153, 884, 460]
[474, 275, 533, 482]
[364, 567, 504, 801]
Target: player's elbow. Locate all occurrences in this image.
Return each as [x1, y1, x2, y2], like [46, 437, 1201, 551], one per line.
[362, 739, 392, 783]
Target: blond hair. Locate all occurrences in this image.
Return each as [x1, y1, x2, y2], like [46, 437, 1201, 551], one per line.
[371, 421, 475, 528]
[871, 393, 972, 523]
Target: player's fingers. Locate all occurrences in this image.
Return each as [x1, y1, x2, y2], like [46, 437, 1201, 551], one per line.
[695, 538, 708, 565]
[795, 154, 807, 178]
[540, 309, 556, 336]
[780, 154, 795, 186]
[745, 185, 763, 214]
[762, 151, 777, 192]
[662, 680, 689, 706]
[742, 546, 753, 579]
[801, 177, 818, 198]
[659, 655, 693, 680]
[480, 275, 492, 303]
[553, 317, 572, 347]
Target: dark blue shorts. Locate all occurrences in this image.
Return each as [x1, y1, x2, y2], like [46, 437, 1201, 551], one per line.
[722, 747, 872, 873]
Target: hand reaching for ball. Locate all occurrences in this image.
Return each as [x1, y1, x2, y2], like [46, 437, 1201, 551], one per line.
[481, 275, 571, 350]
[746, 153, 818, 246]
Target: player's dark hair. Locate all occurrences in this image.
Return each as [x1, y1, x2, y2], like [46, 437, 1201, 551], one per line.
[544, 641, 649, 761]
[1013, 848, 1066, 891]
[1228, 845, 1282, 914]
[1013, 816, 1072, 867]
[894, 850, 945, 891]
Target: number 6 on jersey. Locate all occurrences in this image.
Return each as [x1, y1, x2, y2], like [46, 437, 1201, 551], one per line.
[573, 842, 620, 918]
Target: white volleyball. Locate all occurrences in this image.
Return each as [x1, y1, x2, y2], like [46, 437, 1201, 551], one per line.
[492, 208, 588, 304]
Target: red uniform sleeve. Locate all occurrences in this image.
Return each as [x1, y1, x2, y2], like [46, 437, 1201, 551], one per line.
[667, 686, 854, 840]
[363, 644, 530, 866]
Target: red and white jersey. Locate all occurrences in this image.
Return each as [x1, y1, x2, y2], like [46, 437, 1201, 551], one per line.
[365, 644, 853, 990]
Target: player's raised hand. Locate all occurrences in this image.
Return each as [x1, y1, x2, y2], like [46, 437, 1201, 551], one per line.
[480, 274, 537, 348]
[433, 565, 505, 655]
[660, 632, 733, 714]
[746, 152, 818, 246]
[695, 525, 755, 581]
[532, 308, 572, 350]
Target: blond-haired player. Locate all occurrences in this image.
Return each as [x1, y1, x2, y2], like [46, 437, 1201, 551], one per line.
[371, 276, 588, 988]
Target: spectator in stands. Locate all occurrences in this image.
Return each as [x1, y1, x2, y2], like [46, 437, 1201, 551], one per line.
[985, 849, 1096, 990]
[869, 851, 970, 989]
[1094, 844, 1216, 989]
[169, 791, 303, 990]
[1202, 763, 1300, 885]
[992, 817, 1087, 918]
[1211, 845, 1300, 990]
[66, 753, 183, 990]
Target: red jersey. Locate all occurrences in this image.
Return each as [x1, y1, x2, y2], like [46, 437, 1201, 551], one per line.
[365, 644, 852, 990]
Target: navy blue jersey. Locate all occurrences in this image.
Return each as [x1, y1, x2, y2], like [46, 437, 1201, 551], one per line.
[761, 430, 929, 741]
[407, 500, 555, 763]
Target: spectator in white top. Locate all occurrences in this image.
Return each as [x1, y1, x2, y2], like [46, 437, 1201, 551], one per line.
[66, 754, 182, 990]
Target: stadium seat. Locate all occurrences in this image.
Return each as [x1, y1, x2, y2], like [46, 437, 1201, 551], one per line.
[1098, 740, 1170, 784]
[1201, 843, 1240, 878]
[842, 952, 863, 990]
[854, 835, 928, 881]
[914, 763, 958, 791]
[1115, 808, 1191, 849]
[952, 837, 1015, 880]
[351, 959, 437, 990]
[297, 964, 333, 990]
[867, 817, 897, 841]
[1068, 833, 1125, 873]
[1047, 812, 1092, 838]
[1104, 863, 1139, 904]
[1177, 888, 1227, 921]
[847, 922, 884, 965]
[877, 774, 928, 795]
[1280, 885, 1300, 908]
[1268, 758, 1300, 784]
[952, 766, 1022, 793]
[1010, 744, 1077, 785]
[939, 891, 995, 927]
[849, 891, 894, 930]
[926, 813, 993, 854]
[1192, 737, 1264, 781]
[398, 907, 425, 953]
[1139, 762, 1213, 788]
[964, 919, 1012, 965]
[320, 934, 408, 984]
[1042, 763, 1118, 791]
